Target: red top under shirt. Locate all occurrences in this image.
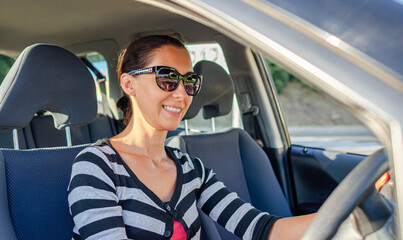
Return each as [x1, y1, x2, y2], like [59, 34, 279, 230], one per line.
[171, 220, 187, 239]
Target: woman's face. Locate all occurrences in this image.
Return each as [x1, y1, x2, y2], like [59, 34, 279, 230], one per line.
[126, 45, 193, 132]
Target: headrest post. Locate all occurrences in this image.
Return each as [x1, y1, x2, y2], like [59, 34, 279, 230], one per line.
[65, 126, 72, 147]
[12, 129, 20, 150]
[232, 95, 242, 128]
[211, 117, 216, 132]
[184, 120, 189, 135]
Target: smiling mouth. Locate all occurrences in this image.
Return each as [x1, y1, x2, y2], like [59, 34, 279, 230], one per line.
[163, 105, 181, 113]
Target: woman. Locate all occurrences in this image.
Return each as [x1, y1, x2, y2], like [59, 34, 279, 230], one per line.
[68, 35, 314, 240]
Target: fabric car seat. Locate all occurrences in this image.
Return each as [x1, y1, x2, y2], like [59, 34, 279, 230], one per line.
[0, 44, 97, 240]
[167, 61, 292, 240]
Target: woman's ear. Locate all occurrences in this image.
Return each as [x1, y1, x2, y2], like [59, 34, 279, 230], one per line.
[120, 73, 136, 96]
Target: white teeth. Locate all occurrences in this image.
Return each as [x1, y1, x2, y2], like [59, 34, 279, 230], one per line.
[163, 106, 181, 113]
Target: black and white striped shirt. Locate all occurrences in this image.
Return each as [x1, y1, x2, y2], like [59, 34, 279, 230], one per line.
[68, 139, 278, 240]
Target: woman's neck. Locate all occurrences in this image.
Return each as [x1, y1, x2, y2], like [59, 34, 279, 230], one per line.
[109, 119, 168, 164]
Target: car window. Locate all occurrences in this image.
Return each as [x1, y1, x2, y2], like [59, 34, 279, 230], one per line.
[183, 43, 243, 132]
[0, 54, 15, 85]
[266, 58, 383, 155]
[81, 52, 120, 118]
[84, 53, 109, 102]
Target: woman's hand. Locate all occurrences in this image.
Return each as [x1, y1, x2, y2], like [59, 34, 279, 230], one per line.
[268, 213, 316, 240]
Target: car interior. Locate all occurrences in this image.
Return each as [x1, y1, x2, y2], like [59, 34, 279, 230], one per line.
[0, 0, 395, 239]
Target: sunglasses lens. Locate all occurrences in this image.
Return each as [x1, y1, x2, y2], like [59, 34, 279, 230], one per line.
[184, 74, 202, 95]
[157, 67, 202, 95]
[157, 68, 179, 91]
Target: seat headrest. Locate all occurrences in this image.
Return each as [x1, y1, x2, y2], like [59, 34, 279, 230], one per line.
[0, 44, 97, 130]
[184, 60, 234, 120]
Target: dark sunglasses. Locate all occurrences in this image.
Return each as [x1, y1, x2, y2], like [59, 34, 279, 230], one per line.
[126, 66, 202, 96]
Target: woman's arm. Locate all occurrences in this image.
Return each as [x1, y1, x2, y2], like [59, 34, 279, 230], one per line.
[196, 162, 280, 240]
[195, 157, 316, 240]
[68, 147, 128, 239]
[268, 213, 316, 240]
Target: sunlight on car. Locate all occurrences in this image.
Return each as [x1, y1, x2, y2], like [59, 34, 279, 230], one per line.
[326, 35, 341, 47]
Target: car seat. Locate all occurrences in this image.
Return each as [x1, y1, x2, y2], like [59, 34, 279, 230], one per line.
[167, 60, 292, 240]
[0, 44, 98, 240]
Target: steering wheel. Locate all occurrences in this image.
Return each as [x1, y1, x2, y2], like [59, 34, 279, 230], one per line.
[300, 149, 395, 240]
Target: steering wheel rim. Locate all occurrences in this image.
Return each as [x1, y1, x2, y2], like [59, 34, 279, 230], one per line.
[300, 149, 389, 240]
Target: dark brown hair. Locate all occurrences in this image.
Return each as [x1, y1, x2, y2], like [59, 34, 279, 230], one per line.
[116, 34, 187, 125]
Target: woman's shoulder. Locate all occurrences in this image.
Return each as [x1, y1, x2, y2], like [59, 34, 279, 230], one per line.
[165, 146, 205, 171]
[74, 138, 119, 165]
[71, 138, 130, 180]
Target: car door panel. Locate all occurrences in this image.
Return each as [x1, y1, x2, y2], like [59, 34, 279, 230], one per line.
[288, 145, 365, 214]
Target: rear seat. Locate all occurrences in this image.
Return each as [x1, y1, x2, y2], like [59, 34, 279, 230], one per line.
[0, 100, 184, 149]
[0, 129, 27, 149]
[0, 110, 118, 149]
[29, 114, 117, 148]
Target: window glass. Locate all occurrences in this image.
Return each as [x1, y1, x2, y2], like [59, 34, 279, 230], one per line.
[0, 54, 15, 85]
[184, 43, 242, 132]
[267, 59, 382, 155]
[83, 52, 120, 117]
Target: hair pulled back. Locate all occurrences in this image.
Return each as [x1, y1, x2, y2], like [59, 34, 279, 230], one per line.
[116, 35, 187, 125]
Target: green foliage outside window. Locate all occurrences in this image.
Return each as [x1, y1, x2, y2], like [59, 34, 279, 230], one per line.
[86, 54, 105, 63]
[0, 55, 15, 85]
[266, 59, 315, 94]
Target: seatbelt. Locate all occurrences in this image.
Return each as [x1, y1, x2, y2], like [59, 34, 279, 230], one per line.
[242, 112, 257, 140]
[242, 109, 264, 147]
[81, 57, 104, 80]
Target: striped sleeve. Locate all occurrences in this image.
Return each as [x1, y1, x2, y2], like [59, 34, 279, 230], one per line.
[67, 147, 128, 240]
[195, 159, 278, 240]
